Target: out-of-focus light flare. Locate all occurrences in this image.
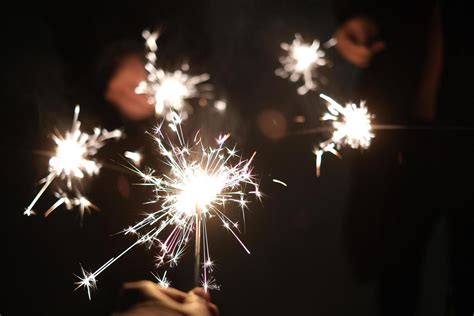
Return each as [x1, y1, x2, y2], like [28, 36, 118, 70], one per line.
[214, 100, 227, 112]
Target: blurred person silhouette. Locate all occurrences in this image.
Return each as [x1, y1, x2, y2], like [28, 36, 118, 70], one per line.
[333, 0, 473, 315]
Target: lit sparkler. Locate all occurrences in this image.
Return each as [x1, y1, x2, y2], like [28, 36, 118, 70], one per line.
[315, 94, 374, 176]
[275, 34, 331, 95]
[135, 30, 212, 121]
[25, 105, 122, 220]
[77, 113, 260, 298]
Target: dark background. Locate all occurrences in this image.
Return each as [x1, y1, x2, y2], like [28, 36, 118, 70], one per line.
[1, 1, 462, 315]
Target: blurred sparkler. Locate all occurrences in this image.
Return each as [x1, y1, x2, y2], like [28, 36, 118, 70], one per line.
[276, 34, 333, 95]
[314, 94, 374, 176]
[25, 105, 122, 221]
[77, 113, 260, 298]
[135, 30, 212, 121]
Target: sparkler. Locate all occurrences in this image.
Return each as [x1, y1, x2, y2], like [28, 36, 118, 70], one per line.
[77, 113, 260, 298]
[135, 30, 212, 121]
[25, 105, 122, 221]
[315, 94, 374, 176]
[275, 34, 333, 95]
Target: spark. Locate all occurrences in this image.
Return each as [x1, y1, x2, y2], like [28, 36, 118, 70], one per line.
[75, 265, 97, 300]
[124, 226, 137, 235]
[202, 276, 221, 292]
[135, 30, 212, 121]
[153, 271, 171, 288]
[77, 113, 259, 297]
[204, 259, 214, 270]
[275, 34, 329, 95]
[315, 94, 374, 176]
[25, 105, 122, 220]
[272, 179, 287, 187]
[43, 189, 99, 220]
[124, 151, 142, 166]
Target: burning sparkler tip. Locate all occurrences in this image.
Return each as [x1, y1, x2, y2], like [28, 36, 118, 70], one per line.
[315, 94, 374, 176]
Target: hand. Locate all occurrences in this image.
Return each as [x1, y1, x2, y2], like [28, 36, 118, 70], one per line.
[114, 281, 219, 316]
[182, 288, 219, 316]
[105, 55, 154, 121]
[334, 16, 386, 68]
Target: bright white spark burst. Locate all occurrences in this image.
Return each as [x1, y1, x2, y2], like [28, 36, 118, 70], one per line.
[75, 265, 97, 300]
[77, 113, 260, 298]
[315, 94, 374, 176]
[135, 30, 212, 121]
[202, 275, 221, 292]
[275, 34, 329, 95]
[153, 271, 171, 288]
[24, 105, 122, 221]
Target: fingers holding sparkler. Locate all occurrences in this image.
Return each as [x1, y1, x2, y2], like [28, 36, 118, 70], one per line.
[113, 279, 219, 316]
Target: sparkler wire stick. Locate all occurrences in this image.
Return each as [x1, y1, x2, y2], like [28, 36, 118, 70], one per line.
[194, 205, 202, 287]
